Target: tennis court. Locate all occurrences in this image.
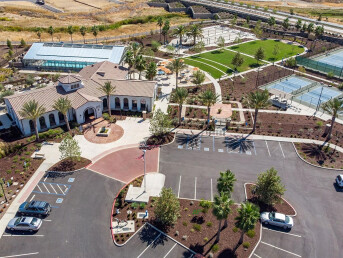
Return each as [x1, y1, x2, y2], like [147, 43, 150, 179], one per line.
[296, 86, 342, 107]
[314, 49, 343, 68]
[263, 76, 313, 94]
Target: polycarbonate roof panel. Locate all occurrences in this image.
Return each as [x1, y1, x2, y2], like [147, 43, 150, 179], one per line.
[24, 43, 125, 64]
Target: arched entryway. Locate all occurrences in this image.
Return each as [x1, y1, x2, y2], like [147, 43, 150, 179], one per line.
[29, 120, 35, 133]
[39, 116, 47, 130]
[132, 99, 137, 110]
[115, 97, 120, 109]
[58, 112, 65, 124]
[84, 107, 96, 122]
[123, 98, 129, 109]
[140, 99, 146, 111]
[49, 114, 56, 126]
[103, 98, 108, 110]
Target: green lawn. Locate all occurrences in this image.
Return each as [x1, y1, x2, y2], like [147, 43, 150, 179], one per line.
[229, 39, 305, 62]
[184, 49, 262, 79]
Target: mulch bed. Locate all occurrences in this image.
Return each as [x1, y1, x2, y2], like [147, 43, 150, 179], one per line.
[185, 107, 207, 119]
[48, 157, 91, 172]
[146, 132, 175, 145]
[170, 84, 215, 106]
[295, 143, 343, 169]
[168, 106, 210, 130]
[246, 184, 295, 216]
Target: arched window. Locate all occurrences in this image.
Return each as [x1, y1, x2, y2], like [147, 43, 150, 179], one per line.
[29, 120, 35, 133]
[115, 97, 120, 109]
[58, 112, 65, 124]
[140, 99, 146, 111]
[132, 99, 137, 110]
[123, 98, 129, 109]
[39, 116, 47, 129]
[49, 114, 56, 126]
[103, 98, 108, 109]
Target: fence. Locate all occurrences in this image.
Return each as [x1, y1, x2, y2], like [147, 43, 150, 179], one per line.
[296, 56, 343, 79]
[256, 68, 293, 88]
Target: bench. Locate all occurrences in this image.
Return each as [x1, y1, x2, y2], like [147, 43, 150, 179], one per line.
[34, 153, 45, 159]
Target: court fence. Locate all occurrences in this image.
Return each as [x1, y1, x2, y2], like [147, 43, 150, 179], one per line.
[296, 55, 343, 79]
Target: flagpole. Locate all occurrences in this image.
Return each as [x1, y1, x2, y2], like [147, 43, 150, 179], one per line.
[143, 149, 146, 193]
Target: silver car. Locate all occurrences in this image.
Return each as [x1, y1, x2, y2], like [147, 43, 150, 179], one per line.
[7, 217, 42, 232]
[260, 212, 294, 229]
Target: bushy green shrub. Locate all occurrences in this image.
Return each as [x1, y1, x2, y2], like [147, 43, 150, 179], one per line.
[232, 227, 238, 233]
[243, 242, 250, 248]
[193, 224, 201, 232]
[206, 222, 213, 227]
[247, 229, 255, 238]
[211, 244, 219, 252]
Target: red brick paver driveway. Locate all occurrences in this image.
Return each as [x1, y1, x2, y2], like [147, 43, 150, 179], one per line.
[88, 147, 159, 183]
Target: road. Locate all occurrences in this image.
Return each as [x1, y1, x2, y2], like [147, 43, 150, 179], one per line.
[0, 0, 62, 13]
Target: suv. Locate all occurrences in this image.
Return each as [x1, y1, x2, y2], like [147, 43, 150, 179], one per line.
[18, 201, 51, 217]
[336, 175, 343, 188]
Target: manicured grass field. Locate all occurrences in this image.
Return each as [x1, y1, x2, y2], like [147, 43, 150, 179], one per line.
[184, 49, 262, 79]
[229, 39, 305, 62]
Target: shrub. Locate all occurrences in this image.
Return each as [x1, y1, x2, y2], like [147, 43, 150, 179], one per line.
[247, 229, 255, 238]
[243, 242, 250, 249]
[103, 113, 110, 120]
[182, 221, 188, 227]
[211, 244, 219, 253]
[193, 224, 201, 232]
[327, 71, 334, 78]
[203, 237, 208, 242]
[206, 222, 213, 227]
[151, 40, 161, 52]
[139, 202, 146, 209]
[131, 202, 138, 209]
[316, 121, 323, 128]
[232, 227, 238, 233]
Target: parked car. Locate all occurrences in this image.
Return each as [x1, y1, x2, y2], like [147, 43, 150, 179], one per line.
[7, 217, 42, 232]
[336, 174, 343, 188]
[18, 201, 51, 217]
[260, 212, 293, 229]
[36, 0, 45, 5]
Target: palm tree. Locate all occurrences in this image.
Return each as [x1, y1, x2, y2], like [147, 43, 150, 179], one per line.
[124, 50, 134, 80]
[98, 81, 116, 116]
[67, 26, 74, 43]
[130, 42, 142, 59]
[322, 98, 343, 143]
[135, 55, 146, 80]
[157, 16, 164, 42]
[145, 62, 157, 81]
[19, 100, 46, 141]
[80, 26, 87, 44]
[212, 192, 233, 242]
[172, 87, 188, 125]
[162, 20, 170, 44]
[53, 97, 72, 131]
[217, 170, 237, 197]
[246, 90, 270, 133]
[172, 25, 187, 46]
[91, 26, 99, 44]
[307, 23, 314, 37]
[36, 27, 42, 42]
[235, 202, 260, 246]
[48, 26, 54, 42]
[199, 89, 219, 124]
[187, 24, 203, 46]
[167, 59, 187, 88]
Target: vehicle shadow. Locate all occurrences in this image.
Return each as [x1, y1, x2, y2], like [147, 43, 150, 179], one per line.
[262, 224, 292, 233]
[333, 182, 343, 193]
[4, 228, 39, 235]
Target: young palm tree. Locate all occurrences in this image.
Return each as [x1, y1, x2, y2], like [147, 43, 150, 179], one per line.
[199, 89, 219, 123]
[124, 50, 135, 80]
[157, 16, 164, 42]
[172, 25, 187, 46]
[80, 26, 87, 44]
[322, 98, 343, 143]
[19, 100, 46, 141]
[91, 26, 99, 44]
[48, 26, 54, 42]
[246, 90, 270, 133]
[67, 26, 74, 43]
[217, 170, 237, 197]
[98, 81, 116, 116]
[130, 42, 142, 59]
[162, 20, 170, 44]
[53, 97, 72, 131]
[145, 62, 157, 81]
[235, 202, 260, 246]
[135, 55, 146, 80]
[171, 87, 188, 125]
[187, 24, 203, 46]
[36, 27, 42, 42]
[212, 192, 233, 242]
[167, 59, 187, 88]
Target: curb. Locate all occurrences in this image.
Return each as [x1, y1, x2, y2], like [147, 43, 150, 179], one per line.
[46, 162, 92, 174]
[243, 183, 297, 217]
[249, 221, 262, 258]
[292, 142, 343, 172]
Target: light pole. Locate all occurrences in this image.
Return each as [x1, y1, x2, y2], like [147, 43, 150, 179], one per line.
[143, 150, 146, 193]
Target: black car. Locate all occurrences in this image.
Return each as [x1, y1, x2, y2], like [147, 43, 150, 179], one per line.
[18, 201, 51, 217]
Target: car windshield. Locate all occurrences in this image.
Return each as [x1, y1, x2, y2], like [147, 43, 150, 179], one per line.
[44, 203, 49, 209]
[14, 218, 21, 225]
[30, 218, 38, 225]
[285, 216, 290, 223]
[268, 212, 275, 219]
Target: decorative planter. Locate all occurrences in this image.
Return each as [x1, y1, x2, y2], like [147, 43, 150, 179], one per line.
[96, 127, 111, 137]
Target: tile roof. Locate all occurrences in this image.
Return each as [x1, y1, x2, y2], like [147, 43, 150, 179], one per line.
[58, 74, 82, 84]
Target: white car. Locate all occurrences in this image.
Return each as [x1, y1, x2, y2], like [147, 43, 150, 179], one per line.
[260, 212, 293, 229]
[336, 174, 343, 188]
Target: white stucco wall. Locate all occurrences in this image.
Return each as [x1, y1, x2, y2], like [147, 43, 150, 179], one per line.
[101, 95, 153, 112]
[75, 101, 102, 124]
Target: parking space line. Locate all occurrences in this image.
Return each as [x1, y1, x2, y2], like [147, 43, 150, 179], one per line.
[210, 178, 213, 202]
[29, 195, 35, 202]
[41, 183, 50, 193]
[36, 184, 42, 192]
[253, 253, 262, 258]
[194, 177, 197, 200]
[265, 141, 271, 157]
[262, 227, 302, 237]
[49, 184, 58, 194]
[252, 141, 257, 155]
[261, 241, 301, 257]
[137, 233, 161, 258]
[43, 176, 47, 182]
[279, 142, 285, 158]
[0, 252, 39, 258]
[163, 243, 177, 258]
[198, 135, 201, 150]
[43, 219, 52, 222]
[3, 235, 44, 237]
[186, 135, 189, 150]
[57, 184, 65, 195]
[212, 136, 215, 151]
[178, 175, 181, 198]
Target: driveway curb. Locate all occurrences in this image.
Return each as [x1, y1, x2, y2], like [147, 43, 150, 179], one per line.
[292, 142, 343, 172]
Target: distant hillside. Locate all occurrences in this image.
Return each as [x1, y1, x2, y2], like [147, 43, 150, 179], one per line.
[302, 0, 342, 3]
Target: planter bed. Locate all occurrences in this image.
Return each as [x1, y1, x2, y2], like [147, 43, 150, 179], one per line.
[246, 184, 295, 216]
[170, 84, 215, 106]
[146, 132, 175, 145]
[295, 143, 343, 169]
[48, 157, 91, 172]
[185, 107, 208, 120]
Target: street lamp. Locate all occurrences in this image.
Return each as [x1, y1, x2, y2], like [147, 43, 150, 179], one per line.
[143, 150, 146, 193]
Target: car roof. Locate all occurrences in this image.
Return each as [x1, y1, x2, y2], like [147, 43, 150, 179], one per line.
[20, 217, 33, 223]
[29, 201, 47, 208]
[274, 213, 286, 221]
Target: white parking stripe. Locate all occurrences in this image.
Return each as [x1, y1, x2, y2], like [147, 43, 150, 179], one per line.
[29, 195, 35, 202]
[178, 175, 181, 198]
[0, 252, 39, 258]
[49, 184, 58, 194]
[210, 178, 213, 202]
[43, 219, 52, 222]
[253, 254, 262, 258]
[163, 243, 177, 258]
[265, 141, 271, 157]
[261, 241, 301, 257]
[36, 184, 42, 192]
[279, 142, 285, 158]
[57, 184, 65, 195]
[42, 183, 50, 193]
[194, 177, 197, 200]
[252, 141, 257, 155]
[263, 227, 302, 237]
[213, 136, 215, 151]
[64, 185, 69, 193]
[3, 235, 44, 237]
[137, 233, 161, 258]
[43, 176, 47, 182]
